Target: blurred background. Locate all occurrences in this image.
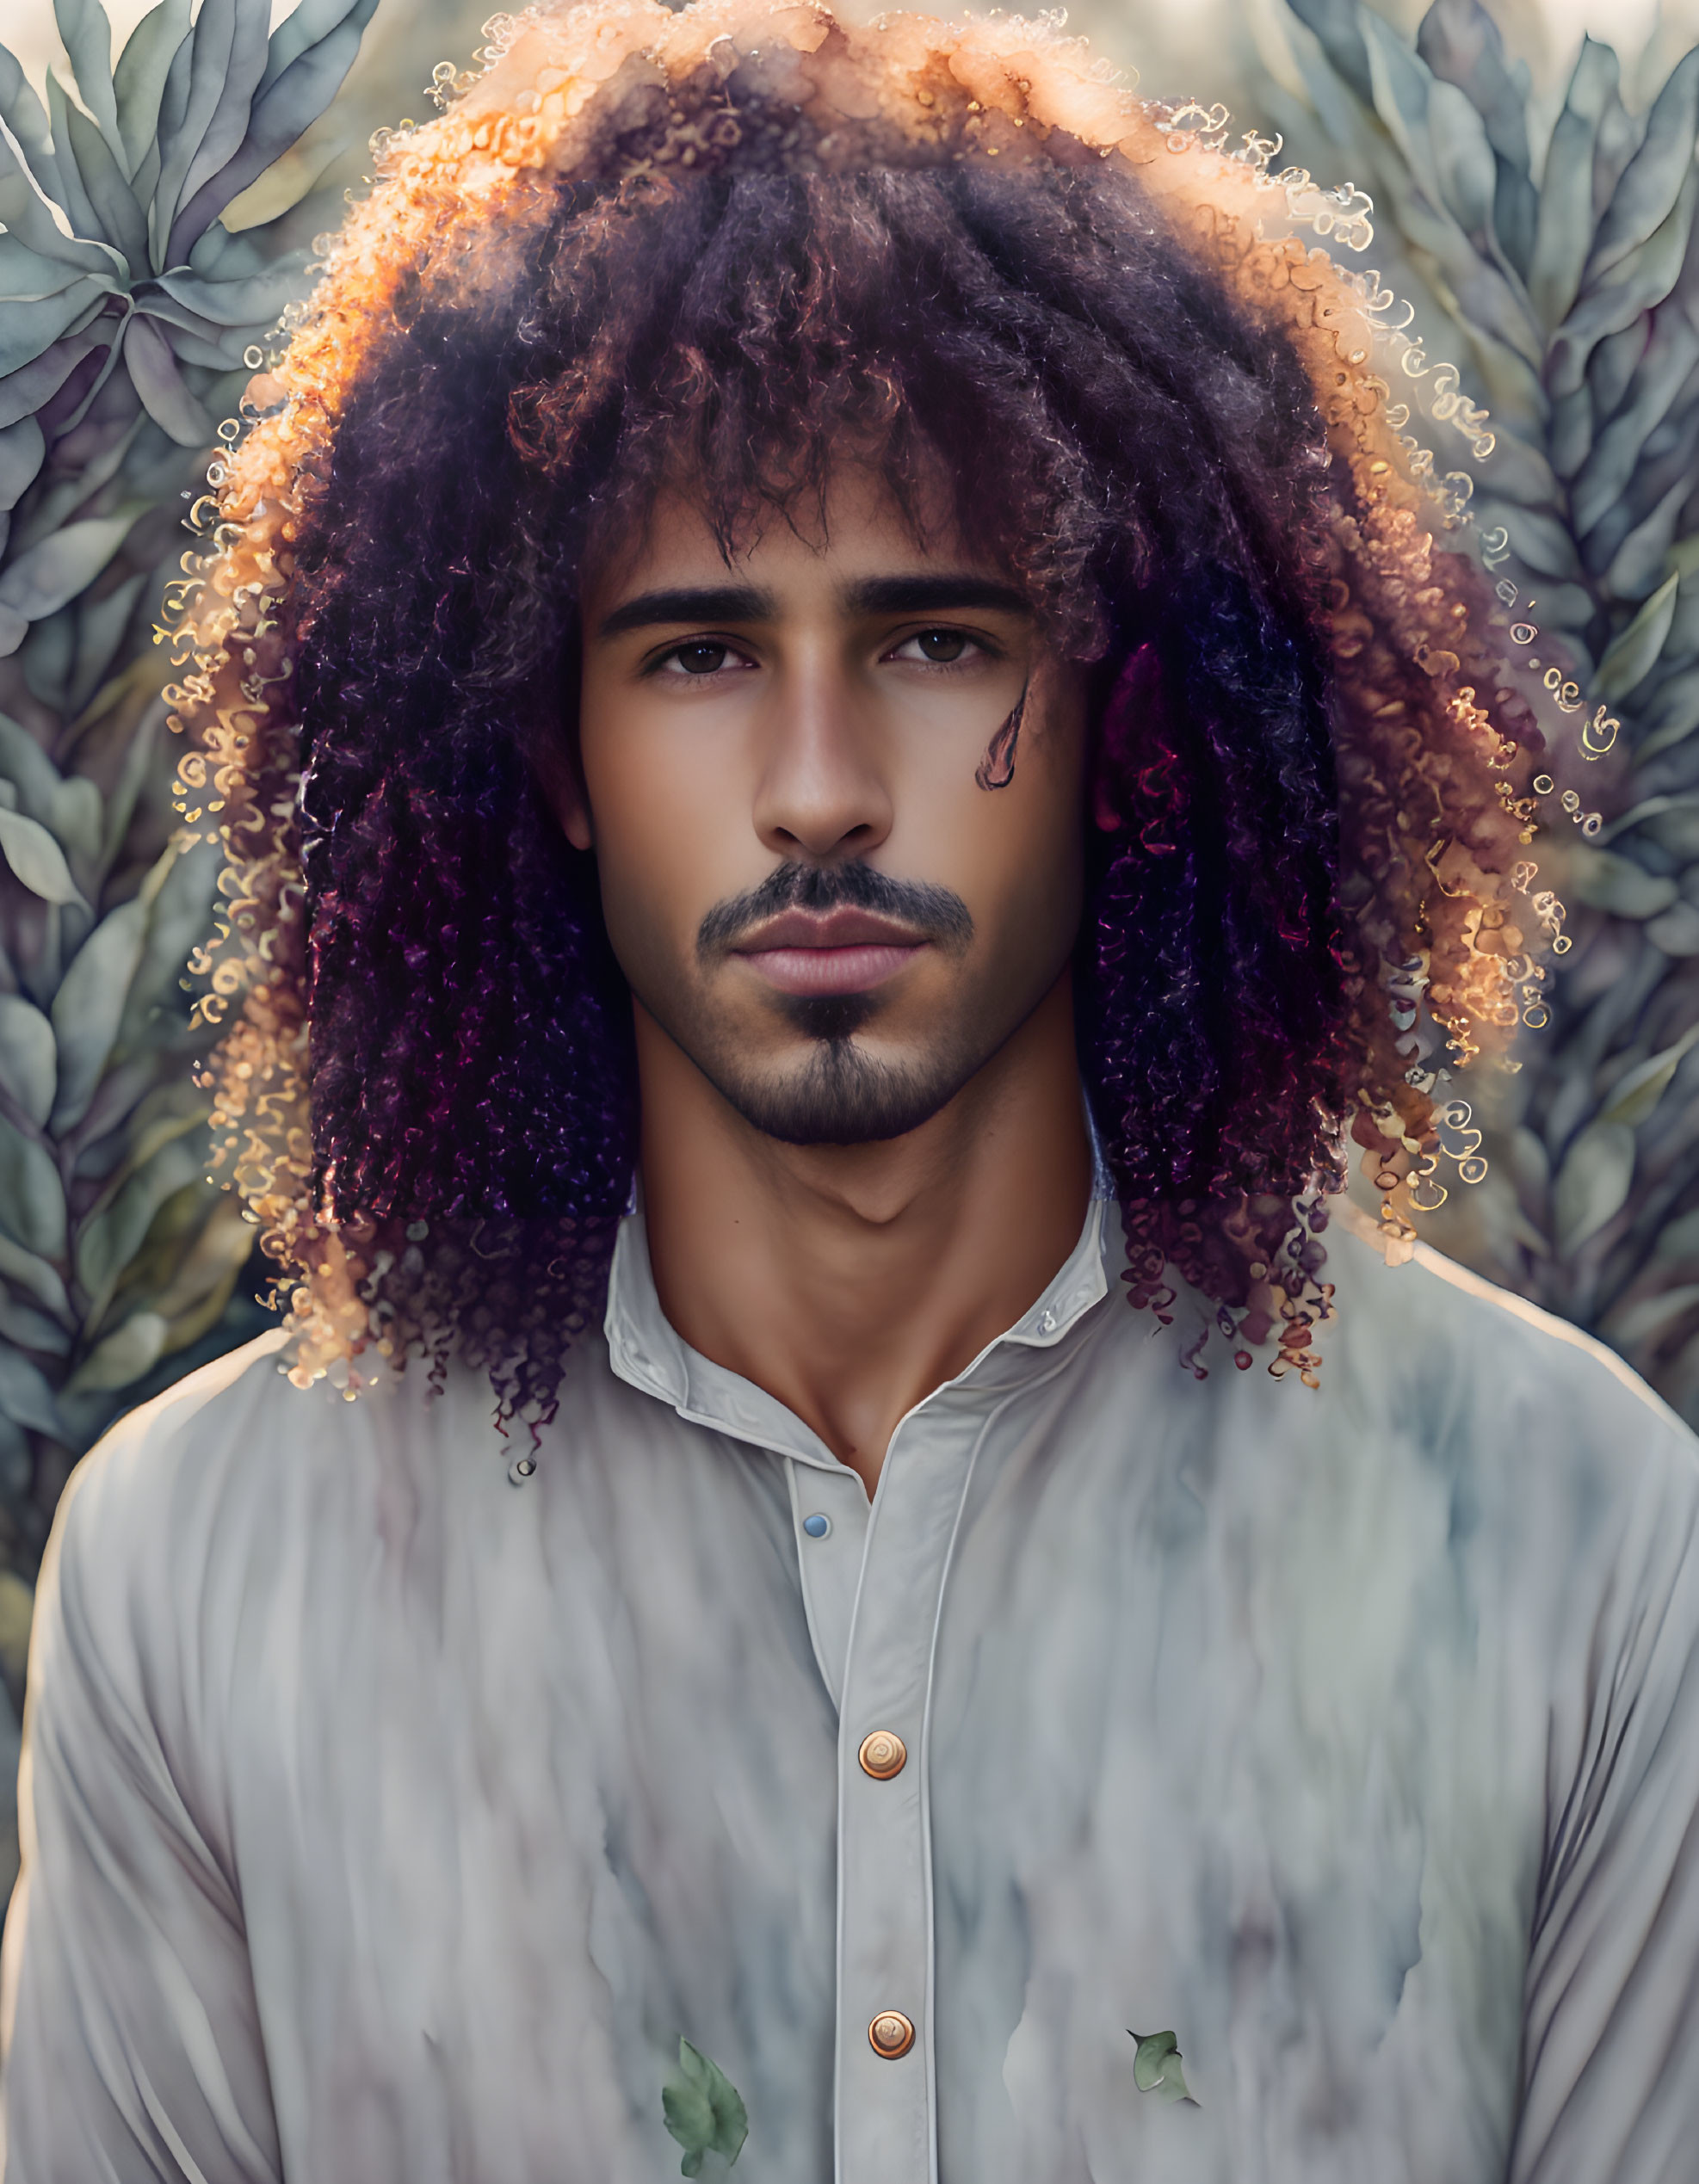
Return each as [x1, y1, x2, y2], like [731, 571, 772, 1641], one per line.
[5, 0, 1699, 1905]
[14, 1, 1699, 118]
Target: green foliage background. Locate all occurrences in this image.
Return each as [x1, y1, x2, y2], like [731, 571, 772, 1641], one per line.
[1253, 0, 1699, 1416]
[0, 0, 481, 1897]
[2, 0, 1698, 1909]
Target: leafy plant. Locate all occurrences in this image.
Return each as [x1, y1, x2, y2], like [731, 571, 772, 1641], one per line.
[1127, 2027, 1199, 2106]
[662, 2038, 749, 2177]
[0, 0, 380, 1879]
[1256, 0, 1699, 1421]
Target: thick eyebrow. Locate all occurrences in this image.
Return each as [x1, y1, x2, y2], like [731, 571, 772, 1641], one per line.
[594, 571, 1033, 641]
[843, 574, 1033, 620]
[595, 585, 775, 639]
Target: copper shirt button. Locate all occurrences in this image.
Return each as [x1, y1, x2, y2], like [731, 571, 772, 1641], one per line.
[868, 2010, 916, 2059]
[858, 1729, 907, 1780]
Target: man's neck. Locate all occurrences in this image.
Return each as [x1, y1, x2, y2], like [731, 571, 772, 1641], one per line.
[633, 977, 1094, 1495]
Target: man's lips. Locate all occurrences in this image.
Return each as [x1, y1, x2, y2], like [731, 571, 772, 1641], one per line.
[731, 908, 930, 997]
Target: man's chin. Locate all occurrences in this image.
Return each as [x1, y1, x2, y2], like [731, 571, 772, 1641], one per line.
[702, 1037, 973, 1148]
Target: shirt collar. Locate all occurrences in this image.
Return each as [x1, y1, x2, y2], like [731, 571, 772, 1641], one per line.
[602, 1196, 1114, 1475]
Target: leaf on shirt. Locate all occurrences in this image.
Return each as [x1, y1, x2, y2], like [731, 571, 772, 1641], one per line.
[1127, 2028, 1199, 2107]
[662, 2037, 749, 2176]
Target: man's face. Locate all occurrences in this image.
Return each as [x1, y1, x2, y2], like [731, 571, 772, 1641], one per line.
[567, 466, 1089, 1144]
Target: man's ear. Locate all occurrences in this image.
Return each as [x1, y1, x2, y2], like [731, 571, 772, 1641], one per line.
[555, 779, 595, 853]
[528, 716, 595, 851]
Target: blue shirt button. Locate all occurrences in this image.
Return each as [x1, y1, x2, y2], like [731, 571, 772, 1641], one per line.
[802, 1513, 831, 1539]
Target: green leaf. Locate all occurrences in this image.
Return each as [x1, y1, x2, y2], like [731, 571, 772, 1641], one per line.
[0, 809, 85, 906]
[68, 571, 145, 720]
[0, 230, 90, 303]
[1359, 11, 1436, 177]
[154, 262, 304, 330]
[170, 10, 372, 259]
[1604, 1282, 1699, 1350]
[0, 1116, 66, 1262]
[219, 139, 336, 231]
[662, 2039, 748, 2177]
[0, 1294, 70, 1355]
[58, 88, 150, 272]
[1471, 499, 1581, 579]
[114, 833, 219, 1057]
[0, 996, 57, 1128]
[0, 1346, 64, 1439]
[1477, 430, 1559, 510]
[42, 71, 107, 252]
[0, 510, 139, 630]
[74, 1138, 201, 1311]
[1596, 573, 1680, 700]
[256, 0, 380, 99]
[131, 290, 247, 369]
[121, 313, 214, 445]
[1415, 1, 1529, 160]
[1284, 0, 1375, 102]
[1599, 1024, 1699, 1127]
[1425, 78, 1498, 241]
[151, 0, 266, 268]
[0, 326, 112, 433]
[1638, 668, 1699, 758]
[1566, 847, 1677, 918]
[0, 712, 65, 827]
[0, 275, 109, 381]
[1585, 48, 1699, 285]
[1572, 320, 1699, 539]
[68, 1308, 167, 1394]
[114, 0, 195, 181]
[1128, 2029, 1198, 2105]
[96, 697, 160, 871]
[1654, 1206, 1699, 1262]
[53, 0, 123, 163]
[50, 896, 147, 1131]
[0, 40, 59, 186]
[0, 416, 44, 513]
[0, 100, 124, 277]
[1548, 166, 1699, 399]
[22, 603, 76, 714]
[0, 1231, 71, 1320]
[1646, 902, 1699, 956]
[1605, 477, 1693, 604]
[1554, 1120, 1636, 1255]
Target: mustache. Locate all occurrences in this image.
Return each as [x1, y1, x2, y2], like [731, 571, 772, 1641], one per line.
[696, 861, 975, 957]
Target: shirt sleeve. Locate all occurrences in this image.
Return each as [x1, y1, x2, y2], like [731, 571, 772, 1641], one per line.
[1511, 1418, 1699, 2184]
[0, 1433, 281, 2184]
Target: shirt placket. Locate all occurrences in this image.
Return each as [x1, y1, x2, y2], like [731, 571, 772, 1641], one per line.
[830, 1391, 998, 2184]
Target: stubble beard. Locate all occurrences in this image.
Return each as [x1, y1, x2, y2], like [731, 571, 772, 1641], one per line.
[660, 861, 988, 1146]
[686, 989, 993, 1146]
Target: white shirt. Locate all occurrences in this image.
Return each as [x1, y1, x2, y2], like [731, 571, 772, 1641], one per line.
[3, 1199, 1698, 2183]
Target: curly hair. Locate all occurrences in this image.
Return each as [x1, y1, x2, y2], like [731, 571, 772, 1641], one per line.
[170, 0, 1554, 1420]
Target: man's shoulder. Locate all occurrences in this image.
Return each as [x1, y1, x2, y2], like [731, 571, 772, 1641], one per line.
[46, 1334, 350, 1613]
[1320, 1206, 1699, 1497]
[48, 1330, 504, 1605]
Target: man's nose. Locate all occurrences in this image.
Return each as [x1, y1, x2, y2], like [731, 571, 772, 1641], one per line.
[751, 661, 893, 861]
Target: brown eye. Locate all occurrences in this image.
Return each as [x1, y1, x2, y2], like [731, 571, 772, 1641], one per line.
[671, 640, 731, 674]
[914, 629, 967, 662]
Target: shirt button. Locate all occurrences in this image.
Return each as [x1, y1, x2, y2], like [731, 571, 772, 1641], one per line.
[802, 1513, 831, 1539]
[868, 2010, 916, 2059]
[857, 1729, 907, 1780]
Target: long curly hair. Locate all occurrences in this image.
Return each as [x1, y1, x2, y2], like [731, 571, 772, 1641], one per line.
[170, 0, 1553, 1419]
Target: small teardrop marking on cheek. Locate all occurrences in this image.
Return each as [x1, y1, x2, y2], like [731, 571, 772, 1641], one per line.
[976, 685, 1029, 791]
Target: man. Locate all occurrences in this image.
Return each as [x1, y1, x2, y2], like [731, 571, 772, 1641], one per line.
[3, 3, 1697, 2180]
